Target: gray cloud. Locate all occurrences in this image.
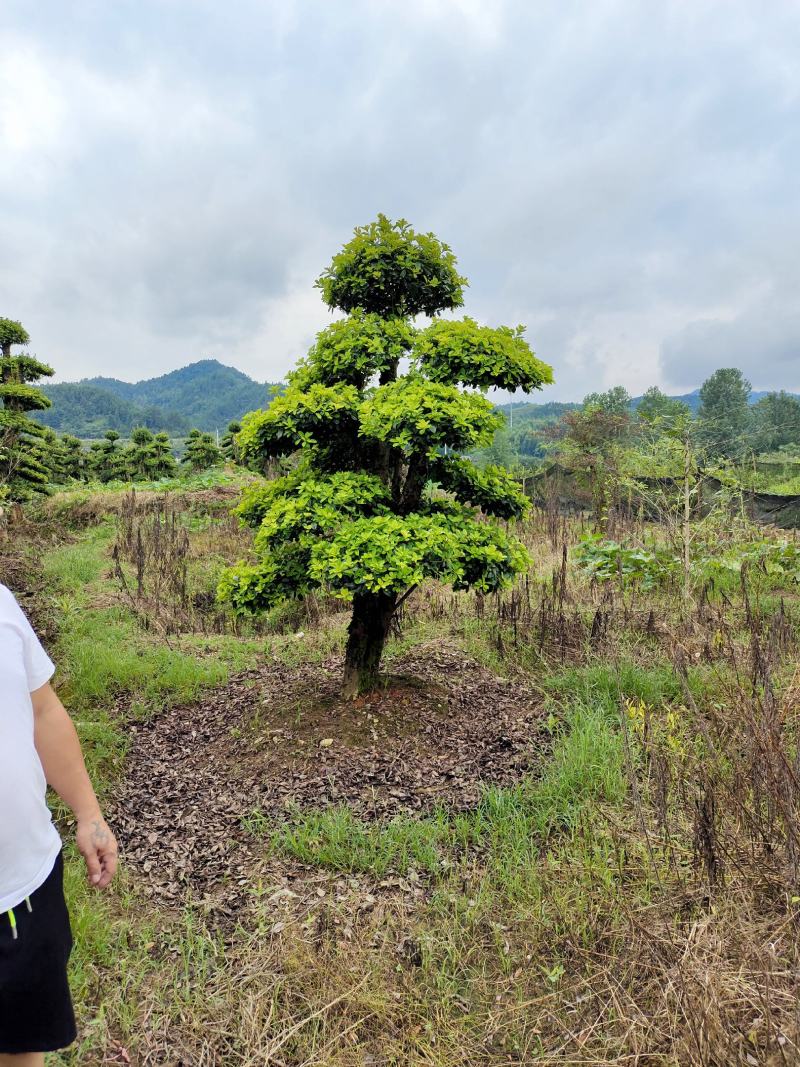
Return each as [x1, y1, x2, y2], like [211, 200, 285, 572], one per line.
[0, 0, 799, 396]
[660, 296, 800, 391]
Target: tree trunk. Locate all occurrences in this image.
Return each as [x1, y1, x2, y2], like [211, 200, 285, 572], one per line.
[342, 591, 397, 699]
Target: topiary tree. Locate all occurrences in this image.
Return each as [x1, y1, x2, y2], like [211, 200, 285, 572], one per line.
[182, 428, 223, 471]
[152, 432, 178, 478]
[125, 427, 157, 479]
[124, 427, 177, 480]
[60, 434, 87, 481]
[221, 420, 242, 464]
[88, 439, 106, 480]
[0, 318, 56, 500]
[37, 427, 58, 480]
[90, 430, 126, 483]
[219, 215, 553, 697]
[31, 426, 64, 485]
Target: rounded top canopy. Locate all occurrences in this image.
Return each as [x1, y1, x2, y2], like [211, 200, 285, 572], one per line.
[0, 318, 31, 350]
[315, 215, 467, 319]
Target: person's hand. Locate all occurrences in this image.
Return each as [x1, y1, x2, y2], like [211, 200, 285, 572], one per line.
[76, 813, 118, 888]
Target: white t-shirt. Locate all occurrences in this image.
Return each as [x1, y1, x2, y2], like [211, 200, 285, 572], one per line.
[0, 583, 61, 913]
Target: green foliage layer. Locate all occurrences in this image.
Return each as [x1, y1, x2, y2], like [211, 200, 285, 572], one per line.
[315, 214, 467, 318]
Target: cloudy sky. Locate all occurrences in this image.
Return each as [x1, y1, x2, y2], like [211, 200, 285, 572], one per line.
[1, 0, 798, 400]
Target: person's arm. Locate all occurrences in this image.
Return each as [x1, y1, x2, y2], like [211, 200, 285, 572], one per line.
[31, 682, 118, 889]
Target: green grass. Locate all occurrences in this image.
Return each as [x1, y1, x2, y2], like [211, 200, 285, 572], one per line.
[540, 658, 688, 709]
[41, 522, 114, 589]
[36, 517, 241, 1060]
[61, 607, 228, 709]
[260, 700, 626, 887]
[48, 466, 250, 496]
[55, 846, 153, 1061]
[54, 846, 231, 1066]
[736, 466, 800, 496]
[252, 806, 447, 876]
[42, 522, 228, 713]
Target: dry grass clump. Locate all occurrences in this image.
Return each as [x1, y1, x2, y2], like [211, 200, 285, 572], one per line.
[40, 483, 241, 529]
[109, 490, 345, 639]
[85, 830, 800, 1065]
[110, 490, 256, 635]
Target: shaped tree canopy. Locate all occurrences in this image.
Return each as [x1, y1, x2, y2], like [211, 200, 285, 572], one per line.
[0, 318, 55, 501]
[219, 216, 554, 696]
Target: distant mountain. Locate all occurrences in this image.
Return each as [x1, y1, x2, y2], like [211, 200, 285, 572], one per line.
[496, 400, 580, 428]
[37, 383, 190, 437]
[40, 360, 279, 437]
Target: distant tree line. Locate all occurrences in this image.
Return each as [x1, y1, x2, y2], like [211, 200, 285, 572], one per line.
[35, 382, 192, 437]
[3, 314, 797, 510]
[0, 317, 237, 503]
[492, 369, 800, 470]
[540, 368, 800, 534]
[577, 370, 800, 460]
[11, 422, 232, 496]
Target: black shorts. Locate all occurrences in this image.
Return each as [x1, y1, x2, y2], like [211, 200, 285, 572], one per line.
[0, 851, 77, 1054]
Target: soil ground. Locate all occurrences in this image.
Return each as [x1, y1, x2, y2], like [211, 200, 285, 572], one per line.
[109, 641, 549, 913]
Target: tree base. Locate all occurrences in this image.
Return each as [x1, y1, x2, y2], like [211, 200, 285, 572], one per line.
[342, 592, 396, 700]
[341, 664, 379, 701]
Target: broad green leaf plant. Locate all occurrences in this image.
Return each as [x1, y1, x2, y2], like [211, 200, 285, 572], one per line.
[219, 216, 554, 697]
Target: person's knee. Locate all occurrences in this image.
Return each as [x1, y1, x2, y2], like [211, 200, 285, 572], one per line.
[0, 1053, 46, 1067]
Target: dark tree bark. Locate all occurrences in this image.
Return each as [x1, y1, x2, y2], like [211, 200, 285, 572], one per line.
[342, 590, 397, 699]
[399, 453, 428, 514]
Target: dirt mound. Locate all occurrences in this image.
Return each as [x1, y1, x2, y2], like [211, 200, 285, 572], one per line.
[109, 641, 547, 910]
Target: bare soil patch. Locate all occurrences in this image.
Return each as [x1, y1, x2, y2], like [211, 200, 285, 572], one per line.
[109, 640, 548, 911]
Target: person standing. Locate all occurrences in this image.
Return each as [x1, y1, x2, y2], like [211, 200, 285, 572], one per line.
[0, 583, 117, 1065]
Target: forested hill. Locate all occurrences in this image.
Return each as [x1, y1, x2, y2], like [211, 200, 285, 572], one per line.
[39, 360, 278, 437]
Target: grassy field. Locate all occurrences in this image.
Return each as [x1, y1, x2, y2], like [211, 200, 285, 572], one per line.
[5, 484, 800, 1065]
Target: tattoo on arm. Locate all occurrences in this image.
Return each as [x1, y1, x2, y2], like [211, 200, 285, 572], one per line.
[91, 819, 117, 855]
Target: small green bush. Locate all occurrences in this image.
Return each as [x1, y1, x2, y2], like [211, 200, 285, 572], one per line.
[574, 535, 676, 589]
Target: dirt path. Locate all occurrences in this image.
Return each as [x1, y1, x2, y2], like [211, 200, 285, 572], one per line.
[109, 641, 548, 912]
